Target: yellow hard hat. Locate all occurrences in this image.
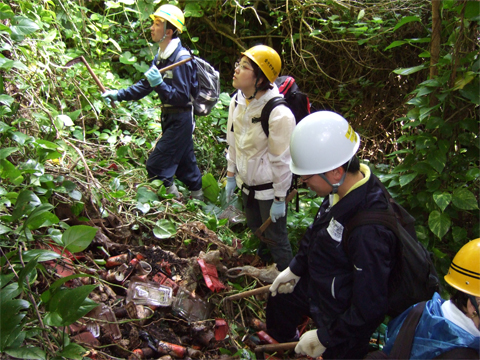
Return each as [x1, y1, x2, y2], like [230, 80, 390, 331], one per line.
[150, 4, 185, 34]
[444, 238, 480, 297]
[241, 45, 281, 83]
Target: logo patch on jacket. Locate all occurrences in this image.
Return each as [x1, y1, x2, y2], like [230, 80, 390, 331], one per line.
[327, 217, 344, 242]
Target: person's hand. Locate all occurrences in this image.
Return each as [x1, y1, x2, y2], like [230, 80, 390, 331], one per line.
[145, 66, 163, 87]
[295, 330, 326, 358]
[102, 89, 118, 102]
[270, 200, 285, 223]
[269, 267, 300, 296]
[225, 176, 236, 202]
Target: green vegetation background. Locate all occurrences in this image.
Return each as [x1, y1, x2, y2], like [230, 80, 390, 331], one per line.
[0, 1, 478, 358]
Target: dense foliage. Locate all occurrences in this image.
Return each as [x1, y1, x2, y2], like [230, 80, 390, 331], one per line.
[0, 0, 478, 358]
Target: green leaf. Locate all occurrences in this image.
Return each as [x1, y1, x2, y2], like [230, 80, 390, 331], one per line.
[58, 343, 86, 360]
[56, 114, 74, 127]
[0, 298, 30, 350]
[136, 186, 159, 203]
[153, 219, 177, 239]
[19, 250, 61, 263]
[0, 283, 22, 303]
[0, 4, 14, 20]
[184, 2, 204, 18]
[0, 147, 18, 160]
[17, 256, 39, 290]
[452, 226, 467, 243]
[393, 16, 421, 31]
[11, 16, 40, 37]
[0, 94, 14, 106]
[0, 224, 12, 235]
[11, 131, 32, 146]
[428, 210, 451, 239]
[25, 203, 59, 231]
[5, 346, 46, 360]
[119, 51, 137, 64]
[136, 201, 150, 214]
[44, 285, 98, 326]
[399, 172, 417, 186]
[452, 188, 479, 210]
[202, 173, 219, 203]
[61, 225, 98, 253]
[11, 190, 41, 222]
[393, 65, 426, 76]
[433, 192, 452, 212]
[426, 151, 446, 173]
[384, 40, 406, 50]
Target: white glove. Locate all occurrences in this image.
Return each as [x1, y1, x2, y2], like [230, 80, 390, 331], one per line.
[295, 330, 326, 358]
[269, 267, 300, 297]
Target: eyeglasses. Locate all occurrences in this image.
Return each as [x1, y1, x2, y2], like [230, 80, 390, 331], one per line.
[234, 62, 254, 72]
[301, 174, 315, 182]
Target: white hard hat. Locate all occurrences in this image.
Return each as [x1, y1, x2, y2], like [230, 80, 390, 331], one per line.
[290, 111, 361, 175]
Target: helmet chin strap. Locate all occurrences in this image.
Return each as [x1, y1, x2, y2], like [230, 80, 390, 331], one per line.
[158, 22, 168, 43]
[246, 78, 260, 100]
[468, 294, 480, 330]
[320, 158, 352, 209]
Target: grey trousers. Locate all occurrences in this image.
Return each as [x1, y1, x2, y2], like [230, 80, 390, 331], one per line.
[242, 192, 293, 271]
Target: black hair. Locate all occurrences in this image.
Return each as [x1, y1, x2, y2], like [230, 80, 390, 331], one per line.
[341, 156, 360, 173]
[450, 289, 470, 314]
[166, 21, 179, 39]
[245, 58, 273, 92]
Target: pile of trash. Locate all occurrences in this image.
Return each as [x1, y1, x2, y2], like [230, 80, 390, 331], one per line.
[41, 220, 289, 359]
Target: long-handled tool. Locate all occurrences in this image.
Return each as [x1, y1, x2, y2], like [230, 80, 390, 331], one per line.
[254, 341, 298, 360]
[65, 56, 116, 108]
[224, 285, 271, 302]
[65, 56, 193, 109]
[254, 189, 298, 246]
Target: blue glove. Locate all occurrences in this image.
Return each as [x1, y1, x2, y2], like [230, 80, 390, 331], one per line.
[226, 176, 236, 202]
[145, 66, 163, 87]
[270, 200, 285, 223]
[102, 89, 118, 102]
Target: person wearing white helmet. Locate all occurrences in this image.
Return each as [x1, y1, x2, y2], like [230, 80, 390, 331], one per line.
[225, 45, 296, 271]
[266, 111, 398, 359]
[102, 4, 203, 201]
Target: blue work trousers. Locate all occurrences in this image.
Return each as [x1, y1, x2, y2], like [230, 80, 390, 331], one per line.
[146, 110, 202, 191]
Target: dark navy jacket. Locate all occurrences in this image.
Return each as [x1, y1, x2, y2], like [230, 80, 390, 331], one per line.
[116, 41, 198, 107]
[289, 169, 397, 350]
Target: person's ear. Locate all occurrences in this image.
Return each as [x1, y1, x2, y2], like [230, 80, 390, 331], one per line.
[165, 28, 174, 38]
[331, 166, 345, 182]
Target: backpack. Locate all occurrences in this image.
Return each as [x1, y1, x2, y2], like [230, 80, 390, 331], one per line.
[249, 75, 311, 137]
[366, 301, 480, 360]
[342, 175, 440, 318]
[176, 49, 220, 117]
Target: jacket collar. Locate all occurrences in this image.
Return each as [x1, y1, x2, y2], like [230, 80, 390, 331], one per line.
[236, 84, 280, 108]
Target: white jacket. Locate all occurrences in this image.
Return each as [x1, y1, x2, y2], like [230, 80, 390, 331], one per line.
[226, 85, 296, 200]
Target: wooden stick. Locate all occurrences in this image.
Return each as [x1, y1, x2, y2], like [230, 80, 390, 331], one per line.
[224, 285, 271, 301]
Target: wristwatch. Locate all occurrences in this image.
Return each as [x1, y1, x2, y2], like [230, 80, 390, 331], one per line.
[274, 196, 285, 202]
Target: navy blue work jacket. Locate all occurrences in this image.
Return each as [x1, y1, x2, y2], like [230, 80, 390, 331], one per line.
[289, 172, 397, 350]
[117, 41, 197, 107]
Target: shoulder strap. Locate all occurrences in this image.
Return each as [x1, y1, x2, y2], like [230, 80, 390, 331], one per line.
[252, 97, 288, 137]
[389, 301, 426, 359]
[433, 347, 479, 359]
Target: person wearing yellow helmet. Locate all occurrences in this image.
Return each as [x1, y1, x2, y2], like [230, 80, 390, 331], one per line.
[102, 4, 203, 201]
[382, 239, 480, 359]
[225, 44, 295, 271]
